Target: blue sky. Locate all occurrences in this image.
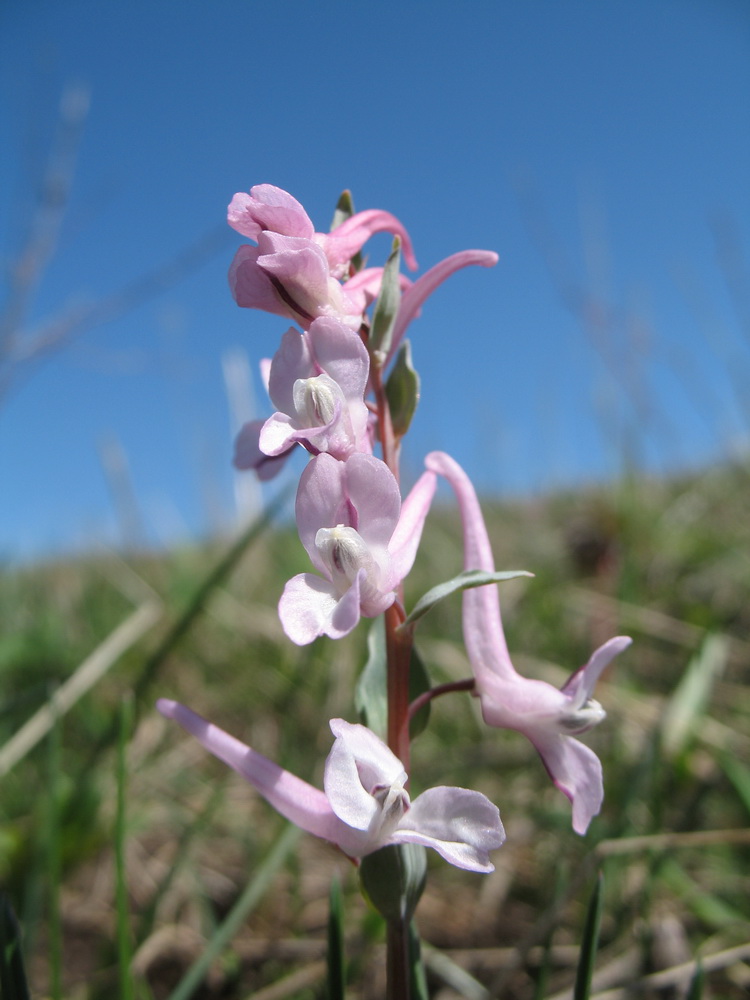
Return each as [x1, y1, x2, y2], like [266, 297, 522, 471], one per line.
[1, 0, 749, 560]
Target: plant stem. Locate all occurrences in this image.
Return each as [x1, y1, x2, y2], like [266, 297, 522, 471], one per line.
[385, 603, 412, 772]
[372, 358, 399, 483]
[386, 917, 410, 1000]
[408, 677, 476, 723]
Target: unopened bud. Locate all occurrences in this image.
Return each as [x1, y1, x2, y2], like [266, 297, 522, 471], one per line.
[359, 843, 427, 922]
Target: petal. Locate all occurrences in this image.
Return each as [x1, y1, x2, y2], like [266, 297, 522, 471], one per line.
[278, 570, 366, 644]
[227, 184, 315, 241]
[258, 413, 298, 456]
[388, 250, 499, 362]
[344, 453, 401, 552]
[156, 699, 339, 840]
[233, 419, 293, 481]
[295, 454, 348, 567]
[307, 317, 370, 399]
[325, 209, 418, 272]
[258, 232, 334, 321]
[268, 327, 315, 414]
[228, 245, 290, 316]
[396, 786, 505, 873]
[561, 636, 632, 707]
[425, 451, 517, 683]
[388, 470, 437, 584]
[325, 720, 406, 830]
[477, 671, 568, 727]
[278, 573, 341, 645]
[526, 730, 604, 835]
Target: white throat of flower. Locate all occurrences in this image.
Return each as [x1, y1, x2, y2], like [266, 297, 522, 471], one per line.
[315, 525, 381, 600]
[368, 778, 410, 839]
[558, 697, 606, 735]
[294, 374, 343, 427]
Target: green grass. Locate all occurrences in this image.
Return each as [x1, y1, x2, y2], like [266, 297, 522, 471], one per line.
[0, 459, 748, 998]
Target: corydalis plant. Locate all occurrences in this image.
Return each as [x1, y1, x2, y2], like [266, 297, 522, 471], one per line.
[157, 183, 631, 1000]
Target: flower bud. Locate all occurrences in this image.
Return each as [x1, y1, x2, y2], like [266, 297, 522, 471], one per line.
[359, 843, 427, 922]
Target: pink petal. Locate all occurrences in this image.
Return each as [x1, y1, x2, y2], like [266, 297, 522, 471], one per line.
[325, 209, 418, 272]
[325, 720, 406, 831]
[278, 570, 365, 645]
[425, 451, 516, 683]
[397, 786, 505, 873]
[307, 317, 370, 398]
[527, 729, 604, 835]
[388, 250, 499, 362]
[295, 454, 348, 568]
[561, 636, 633, 707]
[278, 572, 340, 644]
[227, 184, 315, 241]
[343, 454, 401, 552]
[388, 470, 437, 584]
[257, 232, 332, 323]
[233, 419, 293, 481]
[229, 245, 290, 316]
[268, 328, 315, 415]
[156, 699, 339, 840]
[258, 413, 299, 457]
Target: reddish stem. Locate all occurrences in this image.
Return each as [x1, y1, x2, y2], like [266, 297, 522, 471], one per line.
[385, 603, 412, 773]
[408, 677, 476, 723]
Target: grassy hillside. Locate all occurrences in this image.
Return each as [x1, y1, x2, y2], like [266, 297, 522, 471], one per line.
[1, 460, 748, 999]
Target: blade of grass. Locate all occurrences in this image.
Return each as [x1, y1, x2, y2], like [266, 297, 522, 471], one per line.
[46, 699, 62, 1000]
[115, 695, 134, 1000]
[660, 634, 729, 758]
[326, 877, 345, 1000]
[0, 892, 31, 1000]
[166, 823, 300, 1000]
[138, 776, 229, 941]
[0, 598, 162, 778]
[62, 492, 289, 829]
[685, 959, 704, 1000]
[574, 871, 604, 1000]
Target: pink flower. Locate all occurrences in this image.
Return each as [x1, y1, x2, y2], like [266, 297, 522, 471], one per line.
[425, 451, 632, 834]
[229, 236, 365, 329]
[259, 317, 371, 461]
[228, 184, 418, 329]
[279, 453, 436, 644]
[157, 700, 505, 872]
[233, 419, 293, 480]
[227, 183, 418, 278]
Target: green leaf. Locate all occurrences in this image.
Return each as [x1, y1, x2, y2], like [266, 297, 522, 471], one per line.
[685, 960, 704, 1000]
[359, 844, 427, 923]
[385, 340, 420, 437]
[661, 634, 729, 759]
[402, 569, 533, 629]
[369, 237, 402, 362]
[331, 191, 365, 272]
[355, 619, 431, 741]
[326, 878, 346, 1000]
[720, 754, 750, 818]
[0, 893, 31, 1000]
[355, 618, 389, 739]
[408, 921, 429, 1000]
[573, 871, 604, 1000]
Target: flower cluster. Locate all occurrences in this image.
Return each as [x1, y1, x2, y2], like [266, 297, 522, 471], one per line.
[158, 183, 631, 893]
